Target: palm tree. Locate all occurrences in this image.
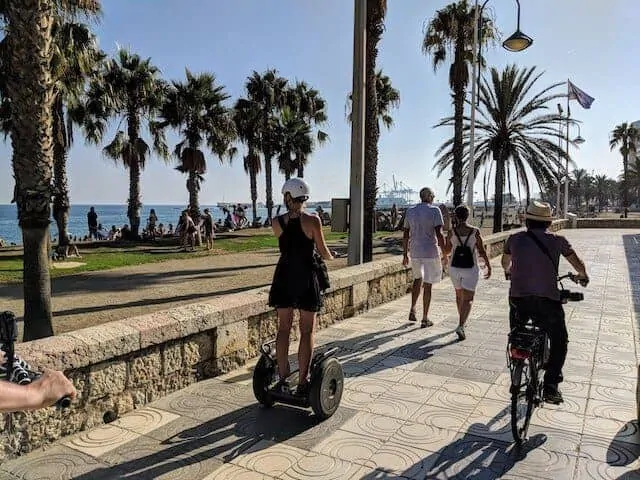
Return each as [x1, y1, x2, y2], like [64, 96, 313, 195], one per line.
[159, 70, 236, 222]
[78, 48, 168, 237]
[233, 97, 262, 225]
[610, 122, 639, 217]
[571, 168, 590, 211]
[423, 0, 496, 207]
[346, 69, 400, 261]
[4, 1, 58, 340]
[593, 174, 609, 212]
[435, 65, 572, 233]
[276, 106, 313, 180]
[51, 20, 104, 247]
[286, 81, 328, 177]
[245, 70, 288, 221]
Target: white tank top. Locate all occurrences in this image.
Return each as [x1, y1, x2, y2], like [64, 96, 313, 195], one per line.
[449, 227, 479, 269]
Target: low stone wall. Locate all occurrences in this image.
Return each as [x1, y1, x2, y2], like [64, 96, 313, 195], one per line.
[0, 221, 570, 460]
[480, 220, 568, 258]
[575, 218, 640, 229]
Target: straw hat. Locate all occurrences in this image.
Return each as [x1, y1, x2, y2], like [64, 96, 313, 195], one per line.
[525, 200, 554, 221]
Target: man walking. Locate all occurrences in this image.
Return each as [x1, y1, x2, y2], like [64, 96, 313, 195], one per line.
[402, 187, 446, 328]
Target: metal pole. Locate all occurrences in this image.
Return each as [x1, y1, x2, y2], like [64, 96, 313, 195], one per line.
[466, 0, 479, 217]
[347, 0, 366, 266]
[564, 80, 570, 218]
[556, 108, 562, 216]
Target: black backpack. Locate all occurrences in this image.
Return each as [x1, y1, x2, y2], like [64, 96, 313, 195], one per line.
[451, 228, 475, 269]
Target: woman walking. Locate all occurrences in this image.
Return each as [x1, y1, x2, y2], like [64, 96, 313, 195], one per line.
[445, 205, 491, 340]
[268, 178, 333, 396]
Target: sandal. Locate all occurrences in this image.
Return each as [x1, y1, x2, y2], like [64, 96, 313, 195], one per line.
[421, 318, 434, 328]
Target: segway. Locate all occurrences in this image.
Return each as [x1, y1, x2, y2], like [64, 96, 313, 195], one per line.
[0, 311, 71, 409]
[252, 339, 344, 420]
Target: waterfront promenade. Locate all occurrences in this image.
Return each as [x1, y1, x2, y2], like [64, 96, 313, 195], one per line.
[1, 229, 639, 479]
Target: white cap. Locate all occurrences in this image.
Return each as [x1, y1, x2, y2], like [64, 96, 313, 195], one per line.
[281, 177, 310, 199]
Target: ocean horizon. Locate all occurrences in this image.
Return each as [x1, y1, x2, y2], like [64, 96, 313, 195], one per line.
[1, 203, 323, 245]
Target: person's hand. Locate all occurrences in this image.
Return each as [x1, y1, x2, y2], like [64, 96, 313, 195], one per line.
[402, 254, 409, 267]
[575, 272, 589, 286]
[483, 264, 492, 279]
[27, 369, 77, 409]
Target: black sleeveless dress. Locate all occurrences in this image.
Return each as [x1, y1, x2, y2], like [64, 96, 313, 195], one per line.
[268, 215, 323, 312]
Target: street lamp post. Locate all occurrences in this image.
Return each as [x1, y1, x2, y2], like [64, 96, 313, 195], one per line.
[347, 0, 366, 266]
[563, 120, 585, 217]
[466, 0, 533, 216]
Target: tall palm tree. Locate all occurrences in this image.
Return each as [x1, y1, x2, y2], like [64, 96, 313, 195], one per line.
[423, 0, 496, 206]
[361, 0, 387, 263]
[610, 122, 639, 217]
[4, 0, 57, 340]
[626, 158, 640, 206]
[276, 105, 313, 180]
[346, 69, 400, 261]
[245, 69, 288, 221]
[234, 97, 262, 225]
[435, 65, 572, 233]
[593, 174, 609, 212]
[286, 81, 328, 177]
[571, 168, 590, 210]
[51, 20, 104, 247]
[78, 48, 168, 237]
[159, 69, 236, 222]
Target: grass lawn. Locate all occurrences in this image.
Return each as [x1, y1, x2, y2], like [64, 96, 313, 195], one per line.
[0, 229, 390, 284]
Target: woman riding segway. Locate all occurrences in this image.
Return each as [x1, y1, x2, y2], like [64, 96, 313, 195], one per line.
[268, 178, 334, 396]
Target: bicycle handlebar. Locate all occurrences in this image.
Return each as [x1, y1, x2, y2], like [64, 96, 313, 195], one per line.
[557, 272, 589, 287]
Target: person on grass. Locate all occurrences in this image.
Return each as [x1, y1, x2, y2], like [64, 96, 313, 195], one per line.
[444, 205, 491, 341]
[402, 187, 446, 328]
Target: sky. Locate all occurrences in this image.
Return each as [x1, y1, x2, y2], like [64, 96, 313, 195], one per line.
[1, 0, 639, 206]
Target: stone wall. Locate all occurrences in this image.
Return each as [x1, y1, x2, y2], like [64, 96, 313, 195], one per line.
[0, 220, 569, 460]
[575, 218, 640, 229]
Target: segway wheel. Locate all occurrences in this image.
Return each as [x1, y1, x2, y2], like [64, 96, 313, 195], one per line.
[253, 355, 275, 407]
[309, 357, 343, 420]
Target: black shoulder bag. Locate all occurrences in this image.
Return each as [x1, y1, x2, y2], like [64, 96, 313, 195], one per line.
[451, 228, 475, 269]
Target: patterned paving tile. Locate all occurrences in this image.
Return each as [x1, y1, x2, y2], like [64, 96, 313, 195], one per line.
[398, 371, 449, 390]
[586, 398, 638, 422]
[426, 389, 482, 415]
[574, 457, 640, 480]
[438, 377, 492, 397]
[151, 390, 245, 422]
[589, 385, 637, 404]
[410, 403, 471, 431]
[280, 452, 363, 480]
[1, 445, 109, 480]
[506, 447, 579, 480]
[230, 440, 306, 478]
[367, 395, 423, 421]
[531, 407, 585, 435]
[202, 463, 275, 479]
[110, 406, 181, 437]
[60, 424, 141, 458]
[367, 441, 438, 479]
[311, 430, 380, 467]
[582, 418, 640, 445]
[339, 412, 404, 441]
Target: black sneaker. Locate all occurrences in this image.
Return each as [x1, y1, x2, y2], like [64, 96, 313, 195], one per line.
[543, 384, 564, 404]
[408, 311, 417, 322]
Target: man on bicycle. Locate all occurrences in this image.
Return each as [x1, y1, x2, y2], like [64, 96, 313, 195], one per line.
[501, 201, 588, 404]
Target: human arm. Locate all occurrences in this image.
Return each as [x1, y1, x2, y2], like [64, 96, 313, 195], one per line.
[501, 236, 512, 278]
[0, 369, 76, 413]
[443, 230, 453, 256]
[311, 215, 333, 260]
[402, 227, 410, 266]
[559, 236, 588, 282]
[475, 229, 491, 279]
[435, 225, 445, 254]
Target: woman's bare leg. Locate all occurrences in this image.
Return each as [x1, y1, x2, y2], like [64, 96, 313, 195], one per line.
[276, 308, 294, 380]
[298, 310, 316, 386]
[459, 289, 475, 327]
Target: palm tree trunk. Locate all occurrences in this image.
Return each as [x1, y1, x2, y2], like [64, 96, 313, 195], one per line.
[493, 156, 506, 234]
[250, 165, 258, 225]
[265, 154, 274, 221]
[363, 1, 383, 263]
[52, 93, 71, 247]
[297, 162, 304, 178]
[451, 25, 466, 207]
[6, 0, 56, 340]
[127, 111, 142, 237]
[623, 151, 629, 217]
[187, 171, 201, 245]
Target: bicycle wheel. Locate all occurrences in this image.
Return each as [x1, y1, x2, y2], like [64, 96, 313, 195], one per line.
[510, 358, 536, 444]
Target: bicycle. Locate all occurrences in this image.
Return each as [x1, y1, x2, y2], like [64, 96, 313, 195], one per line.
[506, 272, 587, 444]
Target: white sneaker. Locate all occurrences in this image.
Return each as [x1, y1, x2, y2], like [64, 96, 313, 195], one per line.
[455, 326, 466, 341]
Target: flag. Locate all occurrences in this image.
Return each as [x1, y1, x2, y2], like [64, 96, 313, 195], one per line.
[568, 81, 595, 109]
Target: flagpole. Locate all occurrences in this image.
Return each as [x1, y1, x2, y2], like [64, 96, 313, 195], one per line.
[564, 79, 570, 219]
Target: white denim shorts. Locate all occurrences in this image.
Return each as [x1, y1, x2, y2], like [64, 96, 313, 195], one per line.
[449, 266, 480, 292]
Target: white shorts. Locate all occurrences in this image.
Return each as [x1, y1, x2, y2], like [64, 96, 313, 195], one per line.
[449, 266, 479, 292]
[411, 257, 442, 284]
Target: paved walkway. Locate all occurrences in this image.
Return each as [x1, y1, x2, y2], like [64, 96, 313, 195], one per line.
[1, 229, 639, 479]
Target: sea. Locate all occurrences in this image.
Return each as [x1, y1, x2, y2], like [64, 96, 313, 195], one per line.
[0, 203, 307, 245]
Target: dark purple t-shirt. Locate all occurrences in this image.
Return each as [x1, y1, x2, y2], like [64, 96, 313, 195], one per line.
[504, 229, 574, 301]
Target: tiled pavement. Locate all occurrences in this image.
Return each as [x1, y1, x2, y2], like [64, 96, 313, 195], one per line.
[2, 229, 640, 479]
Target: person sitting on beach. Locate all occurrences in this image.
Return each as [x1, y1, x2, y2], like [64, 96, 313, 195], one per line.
[157, 223, 166, 237]
[0, 238, 5, 248]
[120, 224, 133, 241]
[96, 224, 106, 240]
[107, 225, 119, 241]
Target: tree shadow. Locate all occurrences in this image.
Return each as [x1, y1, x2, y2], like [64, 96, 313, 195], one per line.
[608, 420, 640, 469]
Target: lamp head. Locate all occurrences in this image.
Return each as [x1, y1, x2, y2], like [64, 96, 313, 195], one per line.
[502, 30, 533, 52]
[573, 135, 586, 145]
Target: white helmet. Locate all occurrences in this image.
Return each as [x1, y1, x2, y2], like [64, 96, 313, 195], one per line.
[281, 177, 310, 199]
